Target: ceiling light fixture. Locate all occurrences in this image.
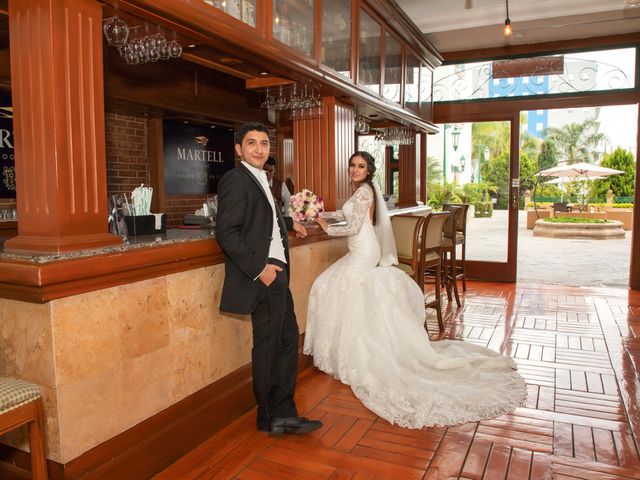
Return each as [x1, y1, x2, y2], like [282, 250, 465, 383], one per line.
[624, 0, 640, 6]
[503, 0, 513, 37]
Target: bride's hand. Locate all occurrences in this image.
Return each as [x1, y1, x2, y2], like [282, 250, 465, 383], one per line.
[315, 216, 328, 232]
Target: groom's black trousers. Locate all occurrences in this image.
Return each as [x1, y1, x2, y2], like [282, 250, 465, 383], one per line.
[251, 258, 299, 428]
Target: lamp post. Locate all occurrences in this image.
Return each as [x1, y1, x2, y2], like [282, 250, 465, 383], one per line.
[442, 124, 461, 183]
[479, 146, 490, 190]
[451, 155, 466, 183]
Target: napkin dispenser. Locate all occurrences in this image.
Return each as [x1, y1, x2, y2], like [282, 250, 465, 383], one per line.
[125, 213, 167, 236]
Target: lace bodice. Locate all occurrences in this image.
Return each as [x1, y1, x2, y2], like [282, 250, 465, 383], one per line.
[326, 185, 373, 237]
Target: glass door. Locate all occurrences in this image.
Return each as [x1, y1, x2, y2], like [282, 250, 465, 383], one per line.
[427, 115, 520, 282]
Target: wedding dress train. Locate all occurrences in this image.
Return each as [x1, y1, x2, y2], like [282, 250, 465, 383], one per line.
[303, 185, 526, 428]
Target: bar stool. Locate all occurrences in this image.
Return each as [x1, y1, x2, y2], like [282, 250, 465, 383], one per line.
[0, 377, 48, 479]
[421, 211, 450, 332]
[443, 203, 470, 292]
[441, 205, 465, 307]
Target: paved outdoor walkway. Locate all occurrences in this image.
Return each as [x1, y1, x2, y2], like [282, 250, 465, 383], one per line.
[465, 210, 632, 288]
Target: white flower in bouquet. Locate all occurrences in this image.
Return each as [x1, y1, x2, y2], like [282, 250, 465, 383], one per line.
[288, 189, 324, 222]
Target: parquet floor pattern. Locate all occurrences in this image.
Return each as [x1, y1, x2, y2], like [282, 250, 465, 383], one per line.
[155, 282, 640, 479]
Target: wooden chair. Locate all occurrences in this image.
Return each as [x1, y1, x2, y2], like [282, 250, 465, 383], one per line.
[391, 214, 426, 287]
[553, 202, 571, 214]
[0, 377, 48, 479]
[440, 205, 466, 307]
[420, 211, 450, 332]
[442, 203, 470, 292]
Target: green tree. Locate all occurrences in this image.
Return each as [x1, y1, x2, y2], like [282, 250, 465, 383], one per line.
[472, 121, 510, 163]
[519, 152, 538, 193]
[520, 130, 541, 167]
[592, 147, 636, 199]
[426, 155, 443, 183]
[537, 139, 558, 171]
[482, 152, 510, 209]
[544, 118, 608, 164]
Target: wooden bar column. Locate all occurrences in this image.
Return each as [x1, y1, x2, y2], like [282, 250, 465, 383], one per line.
[292, 96, 353, 211]
[396, 142, 419, 208]
[5, 0, 121, 253]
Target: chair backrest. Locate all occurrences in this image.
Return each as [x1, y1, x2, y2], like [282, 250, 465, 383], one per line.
[443, 203, 469, 234]
[421, 211, 450, 252]
[441, 204, 462, 239]
[391, 214, 425, 266]
[553, 202, 569, 212]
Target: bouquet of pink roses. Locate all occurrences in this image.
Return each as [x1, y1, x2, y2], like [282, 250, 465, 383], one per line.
[288, 189, 324, 222]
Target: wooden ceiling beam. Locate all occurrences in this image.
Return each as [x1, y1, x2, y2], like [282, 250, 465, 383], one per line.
[245, 77, 295, 89]
[181, 52, 255, 80]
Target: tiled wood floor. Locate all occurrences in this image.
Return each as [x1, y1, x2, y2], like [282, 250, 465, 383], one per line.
[155, 281, 640, 479]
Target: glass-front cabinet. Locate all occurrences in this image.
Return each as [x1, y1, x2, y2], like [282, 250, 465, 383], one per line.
[358, 9, 381, 95]
[204, 0, 257, 28]
[273, 0, 315, 56]
[419, 63, 433, 121]
[383, 32, 401, 103]
[321, 0, 352, 77]
[202, 0, 435, 123]
[404, 52, 419, 113]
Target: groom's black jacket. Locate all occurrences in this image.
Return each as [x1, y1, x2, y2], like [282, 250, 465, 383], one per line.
[215, 164, 293, 314]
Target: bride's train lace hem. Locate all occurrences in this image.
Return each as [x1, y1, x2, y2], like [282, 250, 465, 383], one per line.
[305, 347, 528, 429]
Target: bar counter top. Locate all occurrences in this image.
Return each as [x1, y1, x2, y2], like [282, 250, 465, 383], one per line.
[0, 203, 430, 265]
[0, 227, 216, 264]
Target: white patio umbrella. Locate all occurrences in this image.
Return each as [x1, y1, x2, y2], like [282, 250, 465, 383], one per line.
[537, 162, 624, 179]
[536, 162, 624, 211]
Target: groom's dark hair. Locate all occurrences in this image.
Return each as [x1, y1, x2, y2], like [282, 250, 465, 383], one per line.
[349, 151, 378, 226]
[235, 121, 270, 145]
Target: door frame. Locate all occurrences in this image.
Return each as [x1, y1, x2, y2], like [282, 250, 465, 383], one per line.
[435, 92, 640, 285]
[432, 111, 520, 282]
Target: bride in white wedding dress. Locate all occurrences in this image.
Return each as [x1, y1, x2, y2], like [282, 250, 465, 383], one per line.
[304, 151, 526, 429]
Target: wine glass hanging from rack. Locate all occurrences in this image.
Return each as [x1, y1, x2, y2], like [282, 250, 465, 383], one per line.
[103, 16, 182, 65]
[260, 83, 322, 120]
[354, 111, 370, 134]
[374, 126, 414, 146]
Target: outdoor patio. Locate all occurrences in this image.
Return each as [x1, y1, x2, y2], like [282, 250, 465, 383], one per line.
[465, 210, 632, 288]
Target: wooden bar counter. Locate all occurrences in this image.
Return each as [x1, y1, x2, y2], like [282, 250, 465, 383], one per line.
[0, 204, 429, 477]
[0, 227, 347, 478]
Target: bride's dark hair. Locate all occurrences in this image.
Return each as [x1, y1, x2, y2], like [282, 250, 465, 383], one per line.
[349, 151, 377, 226]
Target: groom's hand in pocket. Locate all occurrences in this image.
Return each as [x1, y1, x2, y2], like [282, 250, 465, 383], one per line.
[258, 264, 283, 287]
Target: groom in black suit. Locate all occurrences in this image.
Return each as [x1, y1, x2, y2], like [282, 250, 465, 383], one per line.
[215, 121, 322, 436]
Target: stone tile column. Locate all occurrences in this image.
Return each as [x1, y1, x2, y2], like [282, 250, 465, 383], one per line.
[6, 0, 121, 253]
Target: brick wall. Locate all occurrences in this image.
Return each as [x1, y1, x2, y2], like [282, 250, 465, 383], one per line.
[105, 112, 150, 197]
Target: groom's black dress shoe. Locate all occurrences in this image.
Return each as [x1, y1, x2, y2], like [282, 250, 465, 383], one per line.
[268, 416, 323, 436]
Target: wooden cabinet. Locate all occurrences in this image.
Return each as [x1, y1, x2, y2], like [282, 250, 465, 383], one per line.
[156, 0, 438, 130]
[203, 0, 257, 27]
[273, 0, 315, 56]
[358, 8, 381, 95]
[321, 0, 352, 77]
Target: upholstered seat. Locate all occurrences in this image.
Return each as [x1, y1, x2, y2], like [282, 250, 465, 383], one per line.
[0, 377, 48, 479]
[441, 232, 464, 248]
[0, 378, 42, 414]
[391, 214, 426, 285]
[395, 262, 414, 275]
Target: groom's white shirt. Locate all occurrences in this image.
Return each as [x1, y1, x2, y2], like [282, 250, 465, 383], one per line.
[241, 161, 287, 267]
